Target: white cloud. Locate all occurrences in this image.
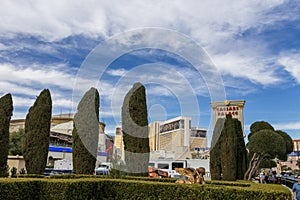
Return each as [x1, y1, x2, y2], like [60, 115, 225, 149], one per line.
[1, 0, 296, 87]
[213, 52, 282, 85]
[0, 81, 40, 96]
[278, 51, 300, 83]
[12, 96, 35, 107]
[147, 86, 173, 97]
[0, 1, 286, 42]
[106, 68, 128, 77]
[52, 98, 73, 108]
[0, 43, 10, 50]
[273, 121, 300, 130]
[2, 0, 300, 127]
[0, 63, 75, 90]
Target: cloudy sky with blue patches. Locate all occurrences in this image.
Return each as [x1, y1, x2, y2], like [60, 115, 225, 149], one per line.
[1, 1, 300, 142]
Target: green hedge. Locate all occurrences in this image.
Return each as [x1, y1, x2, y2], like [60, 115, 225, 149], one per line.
[0, 178, 291, 200]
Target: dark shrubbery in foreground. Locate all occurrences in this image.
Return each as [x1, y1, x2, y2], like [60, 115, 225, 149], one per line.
[122, 83, 150, 176]
[0, 177, 291, 200]
[23, 89, 52, 175]
[0, 93, 13, 177]
[72, 88, 100, 175]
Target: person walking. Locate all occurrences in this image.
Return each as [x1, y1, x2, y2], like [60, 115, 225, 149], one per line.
[292, 174, 300, 200]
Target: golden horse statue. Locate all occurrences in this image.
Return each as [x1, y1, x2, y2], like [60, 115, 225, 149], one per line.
[175, 167, 206, 184]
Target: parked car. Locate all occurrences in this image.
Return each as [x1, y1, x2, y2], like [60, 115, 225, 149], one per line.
[94, 163, 111, 175]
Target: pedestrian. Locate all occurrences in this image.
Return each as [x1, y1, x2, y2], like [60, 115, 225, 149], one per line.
[292, 174, 300, 200]
[259, 171, 264, 183]
[264, 174, 269, 184]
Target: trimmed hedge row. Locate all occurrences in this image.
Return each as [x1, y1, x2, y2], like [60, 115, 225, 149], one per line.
[0, 178, 291, 200]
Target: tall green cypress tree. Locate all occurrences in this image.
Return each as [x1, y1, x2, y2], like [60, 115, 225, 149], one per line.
[210, 118, 225, 180]
[0, 94, 13, 177]
[122, 82, 149, 176]
[210, 115, 247, 181]
[72, 88, 99, 174]
[23, 89, 52, 174]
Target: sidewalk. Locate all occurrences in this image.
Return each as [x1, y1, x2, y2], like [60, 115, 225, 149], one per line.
[282, 184, 293, 199]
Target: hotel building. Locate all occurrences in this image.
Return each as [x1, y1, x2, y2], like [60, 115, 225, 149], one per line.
[114, 116, 208, 161]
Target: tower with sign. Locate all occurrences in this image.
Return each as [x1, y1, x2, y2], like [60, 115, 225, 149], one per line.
[210, 100, 246, 137]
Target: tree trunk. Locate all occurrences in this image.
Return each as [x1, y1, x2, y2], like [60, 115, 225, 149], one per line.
[244, 152, 256, 180]
[251, 155, 265, 178]
[248, 156, 259, 180]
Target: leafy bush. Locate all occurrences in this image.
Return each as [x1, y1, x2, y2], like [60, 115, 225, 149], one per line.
[0, 178, 291, 200]
[10, 167, 17, 178]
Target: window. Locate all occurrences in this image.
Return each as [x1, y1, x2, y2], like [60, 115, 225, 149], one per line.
[172, 162, 184, 170]
[158, 163, 169, 169]
[149, 162, 155, 167]
[191, 129, 207, 138]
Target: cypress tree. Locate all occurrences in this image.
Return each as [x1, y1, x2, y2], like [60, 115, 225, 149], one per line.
[23, 89, 52, 174]
[122, 82, 149, 176]
[9, 128, 24, 156]
[210, 118, 225, 180]
[72, 88, 99, 174]
[0, 94, 13, 177]
[210, 115, 247, 181]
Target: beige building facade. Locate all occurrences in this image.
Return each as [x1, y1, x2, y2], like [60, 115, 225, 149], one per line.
[7, 155, 26, 175]
[115, 116, 208, 161]
[9, 113, 107, 169]
[210, 100, 246, 136]
[279, 139, 300, 172]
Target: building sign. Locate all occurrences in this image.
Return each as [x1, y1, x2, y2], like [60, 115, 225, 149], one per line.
[217, 106, 239, 117]
[288, 151, 300, 157]
[191, 130, 206, 138]
[210, 100, 246, 137]
[160, 120, 180, 133]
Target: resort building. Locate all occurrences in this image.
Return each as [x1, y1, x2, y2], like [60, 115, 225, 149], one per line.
[9, 114, 112, 170]
[279, 139, 300, 172]
[114, 116, 208, 161]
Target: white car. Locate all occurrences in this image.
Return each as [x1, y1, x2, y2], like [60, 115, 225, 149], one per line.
[95, 164, 110, 175]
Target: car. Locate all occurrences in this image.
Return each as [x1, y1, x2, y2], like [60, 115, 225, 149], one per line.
[95, 168, 109, 175]
[94, 164, 110, 175]
[275, 173, 282, 178]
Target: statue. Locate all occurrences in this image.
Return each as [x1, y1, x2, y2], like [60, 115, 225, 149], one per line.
[175, 167, 206, 184]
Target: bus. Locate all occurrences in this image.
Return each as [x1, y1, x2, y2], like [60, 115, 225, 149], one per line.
[149, 159, 210, 178]
[149, 159, 187, 178]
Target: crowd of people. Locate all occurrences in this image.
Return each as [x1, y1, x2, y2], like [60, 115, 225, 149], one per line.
[259, 171, 282, 184]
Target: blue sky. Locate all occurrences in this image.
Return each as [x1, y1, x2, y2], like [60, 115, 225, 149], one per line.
[0, 1, 300, 142]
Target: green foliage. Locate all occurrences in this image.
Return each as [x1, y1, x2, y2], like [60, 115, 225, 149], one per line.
[210, 115, 247, 181]
[0, 93, 13, 177]
[19, 168, 26, 174]
[259, 159, 277, 169]
[72, 88, 99, 174]
[245, 120, 294, 180]
[245, 128, 287, 180]
[10, 167, 17, 177]
[275, 130, 293, 160]
[23, 89, 52, 174]
[122, 83, 150, 176]
[247, 129, 286, 158]
[9, 128, 24, 156]
[0, 178, 291, 200]
[109, 150, 126, 178]
[210, 118, 224, 180]
[17, 174, 45, 178]
[248, 121, 274, 140]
